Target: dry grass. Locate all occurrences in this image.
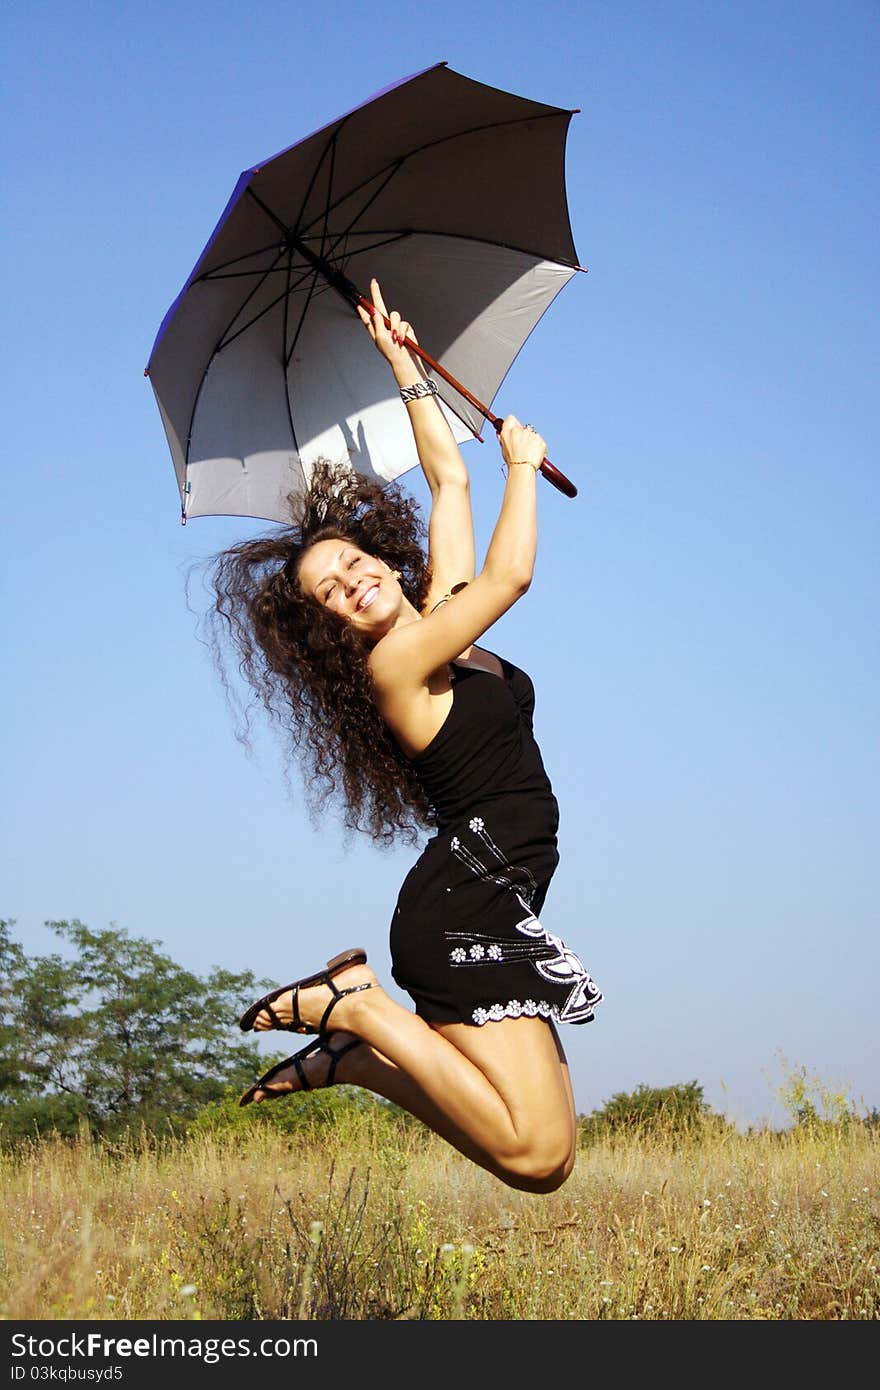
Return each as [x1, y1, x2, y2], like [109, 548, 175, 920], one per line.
[1, 1115, 877, 1320]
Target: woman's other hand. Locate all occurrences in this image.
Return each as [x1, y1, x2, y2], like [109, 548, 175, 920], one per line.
[498, 416, 547, 472]
[356, 278, 423, 387]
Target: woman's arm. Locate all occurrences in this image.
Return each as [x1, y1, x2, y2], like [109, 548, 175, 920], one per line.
[357, 280, 475, 608]
[369, 415, 547, 705]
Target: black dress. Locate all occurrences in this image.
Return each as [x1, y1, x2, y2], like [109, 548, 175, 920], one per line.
[389, 652, 603, 1028]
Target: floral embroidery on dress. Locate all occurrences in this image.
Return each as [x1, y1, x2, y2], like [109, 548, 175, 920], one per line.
[450, 819, 538, 904]
[444, 815, 603, 1026]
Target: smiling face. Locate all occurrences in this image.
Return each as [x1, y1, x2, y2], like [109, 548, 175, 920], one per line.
[297, 537, 403, 641]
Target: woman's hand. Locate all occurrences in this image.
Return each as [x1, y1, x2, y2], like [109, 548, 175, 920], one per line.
[356, 278, 423, 388]
[498, 416, 547, 473]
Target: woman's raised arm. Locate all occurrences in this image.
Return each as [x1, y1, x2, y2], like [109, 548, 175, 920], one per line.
[357, 279, 475, 610]
[369, 415, 547, 703]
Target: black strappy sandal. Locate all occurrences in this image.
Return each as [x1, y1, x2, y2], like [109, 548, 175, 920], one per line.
[239, 1034, 363, 1107]
[238, 946, 371, 1034]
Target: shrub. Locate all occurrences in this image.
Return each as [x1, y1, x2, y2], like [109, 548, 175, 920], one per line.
[578, 1080, 729, 1144]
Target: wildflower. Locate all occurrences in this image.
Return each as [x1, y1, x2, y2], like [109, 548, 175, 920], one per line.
[180, 1285, 197, 1297]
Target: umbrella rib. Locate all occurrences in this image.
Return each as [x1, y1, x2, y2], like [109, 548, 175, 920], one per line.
[321, 161, 404, 254]
[211, 246, 288, 354]
[284, 266, 322, 372]
[244, 172, 408, 312]
[196, 240, 285, 279]
[244, 186, 290, 236]
[216, 270, 318, 353]
[198, 267, 294, 280]
[364, 225, 580, 269]
[281, 249, 292, 376]
[179, 243, 291, 479]
[297, 112, 568, 240]
[319, 134, 338, 264]
[320, 231, 412, 264]
[281, 252, 302, 452]
[291, 130, 337, 241]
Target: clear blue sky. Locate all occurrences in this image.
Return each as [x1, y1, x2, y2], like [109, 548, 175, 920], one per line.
[2, 0, 877, 1127]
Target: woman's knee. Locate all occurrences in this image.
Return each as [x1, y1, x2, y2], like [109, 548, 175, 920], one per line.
[497, 1131, 577, 1192]
[500, 1154, 575, 1194]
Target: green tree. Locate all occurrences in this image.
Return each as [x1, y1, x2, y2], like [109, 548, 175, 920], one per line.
[0, 918, 268, 1139]
[578, 1080, 728, 1144]
[0, 921, 30, 1097]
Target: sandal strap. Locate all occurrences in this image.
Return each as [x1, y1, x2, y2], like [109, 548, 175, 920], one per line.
[290, 987, 307, 1033]
[324, 1036, 363, 1086]
[241, 1035, 362, 1106]
[319, 982, 375, 1034]
[263, 1000, 284, 1030]
[239, 948, 368, 1034]
[293, 1048, 313, 1092]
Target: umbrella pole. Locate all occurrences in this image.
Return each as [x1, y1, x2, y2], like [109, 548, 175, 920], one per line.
[288, 235, 577, 499]
[358, 297, 578, 501]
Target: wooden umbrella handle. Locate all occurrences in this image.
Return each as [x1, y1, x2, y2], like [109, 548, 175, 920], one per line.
[486, 417, 578, 498]
[357, 295, 578, 500]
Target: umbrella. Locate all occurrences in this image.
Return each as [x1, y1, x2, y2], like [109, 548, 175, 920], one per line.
[145, 62, 584, 524]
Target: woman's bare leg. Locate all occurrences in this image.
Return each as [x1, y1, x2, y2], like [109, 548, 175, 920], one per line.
[247, 963, 578, 1192]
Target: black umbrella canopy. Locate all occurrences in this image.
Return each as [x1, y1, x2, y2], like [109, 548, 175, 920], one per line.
[147, 63, 583, 522]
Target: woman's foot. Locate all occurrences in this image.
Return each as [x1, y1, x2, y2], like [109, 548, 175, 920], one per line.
[251, 961, 379, 1034]
[244, 1031, 362, 1105]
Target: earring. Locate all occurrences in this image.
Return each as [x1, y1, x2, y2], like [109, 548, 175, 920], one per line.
[392, 570, 402, 580]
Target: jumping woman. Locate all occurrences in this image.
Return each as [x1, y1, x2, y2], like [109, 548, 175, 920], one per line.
[215, 280, 601, 1193]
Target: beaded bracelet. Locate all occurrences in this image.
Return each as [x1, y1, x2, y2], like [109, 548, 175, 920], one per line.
[399, 378, 439, 403]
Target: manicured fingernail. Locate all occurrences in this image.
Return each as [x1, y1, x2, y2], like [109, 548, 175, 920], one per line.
[392, 331, 398, 344]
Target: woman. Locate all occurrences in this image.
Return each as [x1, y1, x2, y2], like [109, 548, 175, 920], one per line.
[220, 280, 601, 1193]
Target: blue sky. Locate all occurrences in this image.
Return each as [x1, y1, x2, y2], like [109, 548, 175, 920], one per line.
[2, 0, 877, 1128]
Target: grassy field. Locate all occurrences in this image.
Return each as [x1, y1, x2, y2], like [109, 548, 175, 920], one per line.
[1, 1102, 877, 1320]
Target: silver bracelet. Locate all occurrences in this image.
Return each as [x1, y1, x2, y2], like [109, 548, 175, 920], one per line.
[399, 378, 439, 403]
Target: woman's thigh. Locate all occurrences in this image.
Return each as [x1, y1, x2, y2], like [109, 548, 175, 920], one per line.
[431, 1015, 576, 1135]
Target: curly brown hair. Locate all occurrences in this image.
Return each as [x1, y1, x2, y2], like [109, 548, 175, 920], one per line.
[208, 461, 435, 845]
